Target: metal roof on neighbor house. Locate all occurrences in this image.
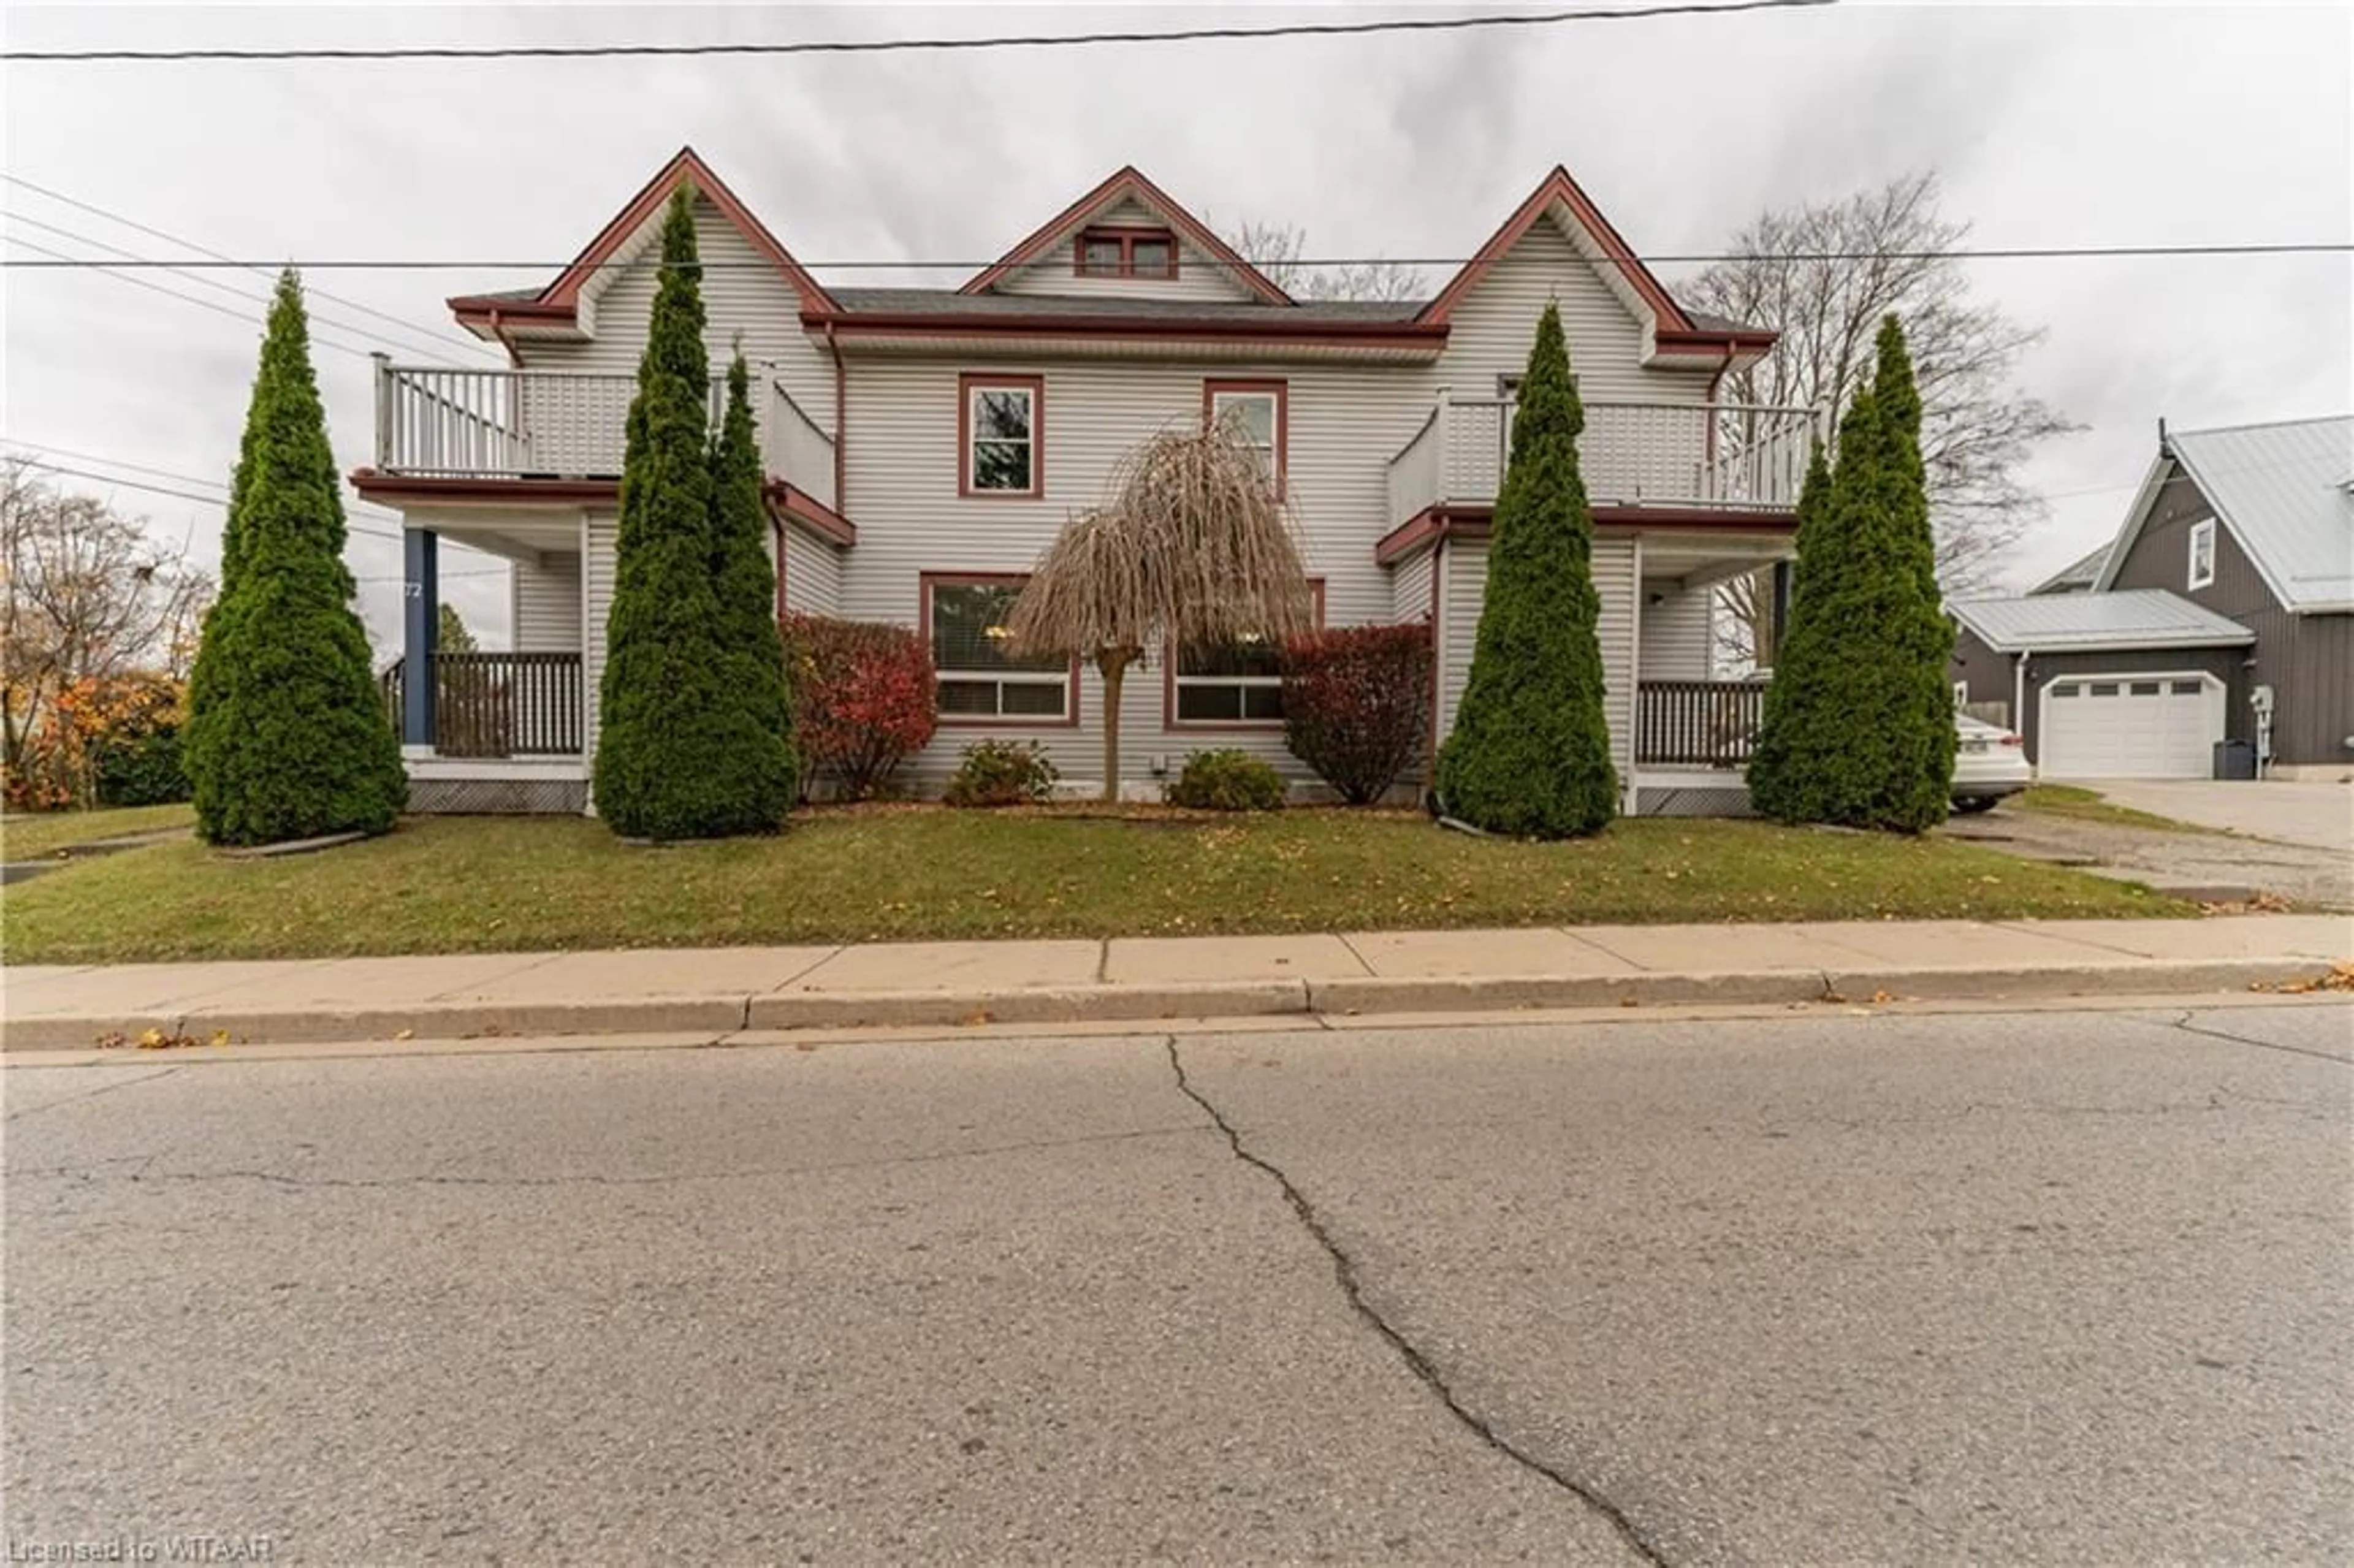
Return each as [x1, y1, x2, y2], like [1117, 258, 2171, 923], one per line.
[1948, 589, 2257, 653]
[2029, 544, 2109, 595]
[2095, 415, 2354, 612]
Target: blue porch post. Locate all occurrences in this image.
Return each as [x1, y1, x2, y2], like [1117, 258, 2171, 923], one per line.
[402, 527, 438, 748]
[1767, 558, 1793, 669]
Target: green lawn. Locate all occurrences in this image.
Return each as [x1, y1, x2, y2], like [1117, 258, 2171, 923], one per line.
[0, 807, 2187, 964]
[1, 803, 196, 861]
[2011, 785, 2216, 835]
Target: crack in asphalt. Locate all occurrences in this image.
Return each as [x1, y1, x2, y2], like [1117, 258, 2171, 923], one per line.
[3, 1065, 181, 1122]
[2153, 1010, 2353, 1068]
[1162, 1035, 1670, 1568]
[6, 1122, 1209, 1189]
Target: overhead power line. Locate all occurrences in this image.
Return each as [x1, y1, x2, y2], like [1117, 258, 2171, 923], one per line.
[2, 242, 2344, 273]
[10, 458, 409, 545]
[0, 172, 501, 362]
[4, 234, 383, 360]
[4, 0, 1833, 63]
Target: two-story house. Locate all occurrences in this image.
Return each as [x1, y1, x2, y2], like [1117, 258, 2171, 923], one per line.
[1951, 416, 2352, 780]
[352, 149, 1816, 815]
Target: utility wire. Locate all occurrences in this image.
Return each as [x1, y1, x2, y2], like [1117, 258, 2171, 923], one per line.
[0, 172, 501, 362]
[13, 460, 410, 545]
[4, 0, 1834, 63]
[2, 208, 461, 363]
[0, 440, 405, 521]
[4, 235, 383, 360]
[2, 242, 2343, 272]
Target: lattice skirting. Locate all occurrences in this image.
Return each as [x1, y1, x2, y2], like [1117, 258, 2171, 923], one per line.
[1636, 783, 1757, 818]
[408, 776, 588, 815]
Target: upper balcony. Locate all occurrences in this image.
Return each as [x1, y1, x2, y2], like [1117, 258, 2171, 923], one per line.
[1385, 395, 1817, 532]
[368, 359, 839, 513]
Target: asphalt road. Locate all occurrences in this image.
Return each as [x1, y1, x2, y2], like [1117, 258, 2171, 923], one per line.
[6, 1003, 2348, 1565]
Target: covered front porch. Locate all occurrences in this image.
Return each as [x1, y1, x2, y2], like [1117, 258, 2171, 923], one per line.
[1628, 531, 1791, 816]
[388, 510, 592, 815]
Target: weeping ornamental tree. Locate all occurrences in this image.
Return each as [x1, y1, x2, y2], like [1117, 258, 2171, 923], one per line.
[1008, 424, 1312, 801]
[1747, 315, 1954, 832]
[1433, 300, 1617, 838]
[594, 187, 792, 839]
[184, 270, 405, 846]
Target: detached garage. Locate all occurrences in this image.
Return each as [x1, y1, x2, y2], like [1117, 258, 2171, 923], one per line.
[1948, 591, 2257, 780]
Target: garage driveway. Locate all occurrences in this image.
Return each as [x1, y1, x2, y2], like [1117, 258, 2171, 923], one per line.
[2081, 779, 2353, 855]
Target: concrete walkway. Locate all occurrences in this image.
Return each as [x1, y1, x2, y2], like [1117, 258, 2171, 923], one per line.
[6, 916, 2349, 1050]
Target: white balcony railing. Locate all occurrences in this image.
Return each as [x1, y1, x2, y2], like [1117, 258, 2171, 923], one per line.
[1385, 396, 1817, 528]
[372, 359, 834, 501]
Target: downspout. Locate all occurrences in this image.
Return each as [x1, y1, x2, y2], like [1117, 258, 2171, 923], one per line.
[825, 318, 847, 516]
[1703, 341, 1738, 466]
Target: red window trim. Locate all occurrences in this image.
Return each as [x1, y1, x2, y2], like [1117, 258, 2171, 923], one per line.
[1073, 226, 1180, 281]
[956, 373, 1045, 499]
[920, 571, 1081, 729]
[1162, 578, 1325, 732]
[1203, 378, 1289, 501]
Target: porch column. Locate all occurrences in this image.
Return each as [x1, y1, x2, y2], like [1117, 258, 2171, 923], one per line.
[403, 527, 438, 748]
[1766, 558, 1793, 669]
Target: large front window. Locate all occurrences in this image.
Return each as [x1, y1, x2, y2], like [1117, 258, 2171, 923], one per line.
[962, 375, 1042, 496]
[1174, 636, 1286, 723]
[928, 578, 1070, 720]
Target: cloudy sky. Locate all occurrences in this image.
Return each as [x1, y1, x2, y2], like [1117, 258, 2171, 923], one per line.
[4, 2, 2347, 649]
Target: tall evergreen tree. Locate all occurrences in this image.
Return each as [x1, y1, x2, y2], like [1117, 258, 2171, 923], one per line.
[1747, 314, 1953, 831]
[706, 348, 799, 826]
[593, 186, 783, 839]
[1433, 301, 1617, 837]
[184, 270, 406, 845]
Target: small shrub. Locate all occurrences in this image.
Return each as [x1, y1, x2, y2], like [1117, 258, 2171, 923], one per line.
[783, 614, 939, 801]
[94, 726, 190, 807]
[1168, 748, 1286, 812]
[1281, 622, 1432, 804]
[943, 739, 1059, 807]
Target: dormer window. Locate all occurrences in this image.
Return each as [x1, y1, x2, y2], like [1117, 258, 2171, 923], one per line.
[1075, 227, 1178, 280]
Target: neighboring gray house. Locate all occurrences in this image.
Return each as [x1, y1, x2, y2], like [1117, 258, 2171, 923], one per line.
[1952, 416, 2353, 780]
[351, 148, 1816, 813]
[2027, 544, 2108, 596]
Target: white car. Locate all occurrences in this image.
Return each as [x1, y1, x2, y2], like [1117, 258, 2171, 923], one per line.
[1952, 713, 2033, 813]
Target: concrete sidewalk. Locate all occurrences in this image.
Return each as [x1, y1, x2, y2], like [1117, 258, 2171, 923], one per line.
[6, 916, 2350, 1051]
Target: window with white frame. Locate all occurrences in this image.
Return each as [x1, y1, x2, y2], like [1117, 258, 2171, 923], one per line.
[2187, 517, 2216, 590]
[962, 375, 1041, 495]
[928, 579, 1070, 718]
[1172, 583, 1320, 724]
[1205, 381, 1285, 497]
[1952, 680, 1970, 710]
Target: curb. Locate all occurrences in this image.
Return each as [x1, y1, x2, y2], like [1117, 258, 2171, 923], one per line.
[2, 957, 2339, 1052]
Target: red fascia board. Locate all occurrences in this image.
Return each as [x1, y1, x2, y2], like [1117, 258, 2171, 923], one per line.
[349, 472, 619, 504]
[1419, 166, 1694, 333]
[764, 481, 858, 546]
[1376, 503, 1795, 565]
[809, 309, 1444, 349]
[957, 165, 1293, 305]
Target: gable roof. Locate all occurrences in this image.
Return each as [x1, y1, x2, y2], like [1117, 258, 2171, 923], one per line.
[448, 147, 837, 334]
[2030, 544, 2111, 595]
[957, 166, 1293, 305]
[1414, 167, 1773, 360]
[1949, 589, 2256, 653]
[2155, 417, 2353, 612]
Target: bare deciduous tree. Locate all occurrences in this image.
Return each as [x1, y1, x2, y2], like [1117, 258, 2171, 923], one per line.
[1217, 218, 1428, 303]
[1683, 172, 2077, 662]
[1, 459, 215, 781]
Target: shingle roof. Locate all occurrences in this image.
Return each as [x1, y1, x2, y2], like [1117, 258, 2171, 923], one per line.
[2163, 416, 2354, 612]
[825, 287, 1426, 323]
[1949, 589, 2257, 653]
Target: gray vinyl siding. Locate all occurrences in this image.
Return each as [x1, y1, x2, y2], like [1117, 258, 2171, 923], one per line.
[782, 525, 843, 616]
[510, 552, 583, 652]
[993, 197, 1258, 304]
[2109, 465, 2351, 766]
[1637, 582, 1712, 682]
[521, 194, 837, 442]
[1390, 549, 1434, 625]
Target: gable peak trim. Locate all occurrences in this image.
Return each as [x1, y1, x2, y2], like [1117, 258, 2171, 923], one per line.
[956, 165, 1293, 305]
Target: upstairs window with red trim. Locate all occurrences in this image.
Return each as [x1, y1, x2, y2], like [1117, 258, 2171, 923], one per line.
[1205, 379, 1287, 499]
[1075, 227, 1178, 280]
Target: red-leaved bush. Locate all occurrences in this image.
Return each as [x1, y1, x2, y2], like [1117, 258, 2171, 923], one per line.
[1279, 622, 1433, 804]
[782, 614, 939, 801]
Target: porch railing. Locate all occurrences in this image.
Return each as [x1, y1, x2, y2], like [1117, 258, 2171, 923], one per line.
[373, 359, 833, 493]
[380, 652, 585, 757]
[1385, 398, 1816, 528]
[1636, 679, 1767, 769]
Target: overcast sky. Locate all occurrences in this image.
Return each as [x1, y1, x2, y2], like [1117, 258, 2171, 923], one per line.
[4, 2, 2347, 649]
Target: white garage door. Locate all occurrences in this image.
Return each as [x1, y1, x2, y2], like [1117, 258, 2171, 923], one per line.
[2040, 673, 2224, 779]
